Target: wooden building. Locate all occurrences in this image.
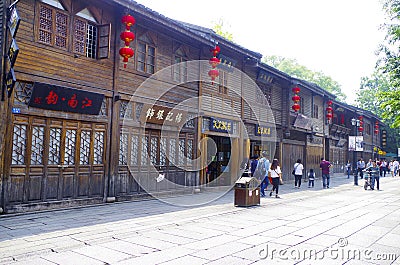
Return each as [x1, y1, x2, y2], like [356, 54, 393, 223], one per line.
[0, 0, 384, 213]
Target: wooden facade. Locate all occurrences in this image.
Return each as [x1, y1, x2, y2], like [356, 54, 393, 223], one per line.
[0, 0, 383, 213]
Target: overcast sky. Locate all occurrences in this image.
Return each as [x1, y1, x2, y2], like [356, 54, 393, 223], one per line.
[134, 0, 386, 103]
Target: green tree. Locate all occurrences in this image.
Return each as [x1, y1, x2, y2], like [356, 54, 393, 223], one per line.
[263, 55, 346, 102]
[212, 18, 234, 41]
[356, 70, 390, 116]
[376, 0, 400, 128]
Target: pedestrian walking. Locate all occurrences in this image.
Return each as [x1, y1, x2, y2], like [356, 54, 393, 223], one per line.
[269, 159, 282, 198]
[389, 160, 395, 177]
[379, 159, 387, 177]
[307, 168, 315, 188]
[356, 158, 366, 184]
[394, 159, 399, 176]
[258, 152, 270, 197]
[293, 159, 304, 188]
[367, 160, 380, 190]
[320, 158, 332, 189]
[346, 160, 351, 179]
[250, 155, 259, 177]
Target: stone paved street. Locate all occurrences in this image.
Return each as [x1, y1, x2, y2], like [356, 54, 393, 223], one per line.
[0, 174, 399, 265]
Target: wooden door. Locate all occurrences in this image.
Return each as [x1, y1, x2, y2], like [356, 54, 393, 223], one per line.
[6, 115, 106, 207]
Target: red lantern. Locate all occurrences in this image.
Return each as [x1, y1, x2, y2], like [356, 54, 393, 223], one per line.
[210, 45, 220, 57]
[208, 69, 219, 84]
[374, 121, 379, 134]
[121, 14, 136, 30]
[119, 14, 136, 68]
[292, 87, 301, 94]
[292, 103, 301, 112]
[120, 31, 135, 46]
[291, 86, 301, 112]
[119, 47, 134, 68]
[292, 95, 300, 102]
[209, 57, 220, 68]
[358, 126, 364, 132]
[209, 45, 220, 84]
[326, 100, 333, 121]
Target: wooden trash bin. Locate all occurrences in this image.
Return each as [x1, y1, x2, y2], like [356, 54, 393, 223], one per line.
[234, 176, 260, 207]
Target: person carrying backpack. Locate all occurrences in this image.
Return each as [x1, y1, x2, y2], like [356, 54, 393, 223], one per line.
[257, 151, 270, 197]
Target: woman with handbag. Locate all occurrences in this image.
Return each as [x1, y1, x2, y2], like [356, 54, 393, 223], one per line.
[269, 159, 282, 198]
[293, 159, 304, 188]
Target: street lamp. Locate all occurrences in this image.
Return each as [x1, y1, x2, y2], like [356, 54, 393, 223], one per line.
[351, 118, 361, 185]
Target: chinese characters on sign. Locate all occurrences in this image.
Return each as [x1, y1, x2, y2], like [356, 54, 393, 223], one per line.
[28, 82, 104, 115]
[209, 118, 233, 134]
[257, 69, 274, 84]
[140, 104, 187, 126]
[255, 125, 272, 136]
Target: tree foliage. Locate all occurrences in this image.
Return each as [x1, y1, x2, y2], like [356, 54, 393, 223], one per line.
[376, 0, 400, 128]
[263, 55, 347, 102]
[212, 18, 234, 41]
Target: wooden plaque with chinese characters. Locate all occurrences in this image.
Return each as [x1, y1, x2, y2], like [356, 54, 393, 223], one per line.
[139, 104, 187, 126]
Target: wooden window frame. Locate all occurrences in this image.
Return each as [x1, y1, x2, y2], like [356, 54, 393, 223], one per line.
[136, 41, 156, 74]
[36, 2, 110, 59]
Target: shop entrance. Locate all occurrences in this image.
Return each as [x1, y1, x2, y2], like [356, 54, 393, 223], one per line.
[206, 135, 231, 186]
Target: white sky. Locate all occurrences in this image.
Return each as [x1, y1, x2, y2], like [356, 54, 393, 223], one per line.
[134, 0, 387, 103]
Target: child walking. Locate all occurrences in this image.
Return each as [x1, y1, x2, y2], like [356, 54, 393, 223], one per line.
[308, 169, 315, 188]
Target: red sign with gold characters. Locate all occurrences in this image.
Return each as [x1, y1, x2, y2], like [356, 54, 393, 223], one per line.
[28, 82, 104, 115]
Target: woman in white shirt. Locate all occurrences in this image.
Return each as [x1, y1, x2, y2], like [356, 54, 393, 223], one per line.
[269, 159, 282, 198]
[293, 159, 304, 188]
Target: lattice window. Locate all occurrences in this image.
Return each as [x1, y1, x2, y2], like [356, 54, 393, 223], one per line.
[130, 135, 138, 166]
[99, 98, 107, 116]
[38, 4, 68, 49]
[86, 24, 97, 58]
[94, 131, 104, 164]
[187, 139, 193, 165]
[178, 138, 185, 165]
[31, 126, 45, 165]
[14, 82, 33, 104]
[141, 136, 149, 166]
[12, 124, 27, 165]
[64, 130, 76, 165]
[119, 133, 128, 165]
[160, 138, 166, 166]
[169, 138, 176, 166]
[184, 113, 195, 128]
[48, 128, 61, 164]
[119, 101, 128, 118]
[80, 130, 91, 165]
[74, 18, 86, 54]
[135, 103, 143, 121]
[150, 136, 158, 166]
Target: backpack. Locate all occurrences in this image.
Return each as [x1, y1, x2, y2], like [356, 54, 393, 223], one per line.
[254, 158, 267, 180]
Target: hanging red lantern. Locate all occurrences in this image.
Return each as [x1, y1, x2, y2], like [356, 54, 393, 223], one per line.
[121, 14, 136, 30]
[209, 57, 220, 68]
[119, 13, 136, 68]
[292, 103, 301, 112]
[358, 126, 364, 132]
[120, 30, 135, 46]
[210, 45, 220, 57]
[119, 47, 134, 68]
[209, 45, 220, 84]
[292, 95, 300, 102]
[291, 86, 301, 112]
[374, 121, 379, 134]
[292, 87, 301, 94]
[326, 100, 333, 121]
[208, 69, 219, 84]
